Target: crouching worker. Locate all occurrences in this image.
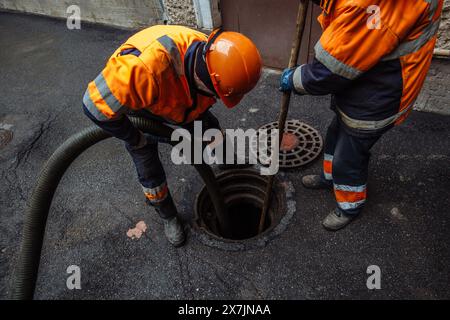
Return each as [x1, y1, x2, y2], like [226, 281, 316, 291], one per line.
[280, 0, 443, 231]
[83, 26, 262, 246]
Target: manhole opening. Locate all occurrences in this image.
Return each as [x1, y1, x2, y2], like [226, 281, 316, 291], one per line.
[194, 170, 284, 242]
[225, 198, 271, 240]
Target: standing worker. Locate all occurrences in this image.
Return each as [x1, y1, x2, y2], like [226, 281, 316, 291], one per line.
[280, 0, 443, 230]
[83, 25, 262, 246]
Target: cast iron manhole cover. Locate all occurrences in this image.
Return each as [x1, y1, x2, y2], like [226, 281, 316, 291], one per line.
[193, 169, 296, 251]
[0, 129, 13, 149]
[250, 119, 323, 168]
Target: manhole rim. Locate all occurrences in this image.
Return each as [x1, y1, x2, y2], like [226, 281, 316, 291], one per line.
[191, 169, 295, 251]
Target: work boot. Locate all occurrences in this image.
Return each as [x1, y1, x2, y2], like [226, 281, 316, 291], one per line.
[322, 208, 355, 231]
[150, 194, 185, 247]
[163, 216, 186, 247]
[302, 175, 332, 190]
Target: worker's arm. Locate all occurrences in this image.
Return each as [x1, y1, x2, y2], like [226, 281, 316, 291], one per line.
[82, 53, 158, 149]
[280, 3, 401, 95]
[82, 104, 145, 147]
[280, 59, 353, 95]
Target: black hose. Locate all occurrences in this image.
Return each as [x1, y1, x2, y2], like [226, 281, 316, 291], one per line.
[11, 117, 228, 300]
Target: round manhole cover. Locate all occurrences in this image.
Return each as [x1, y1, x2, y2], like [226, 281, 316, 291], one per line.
[0, 129, 13, 149]
[250, 119, 323, 169]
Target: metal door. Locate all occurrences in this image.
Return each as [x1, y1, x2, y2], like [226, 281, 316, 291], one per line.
[220, 0, 322, 69]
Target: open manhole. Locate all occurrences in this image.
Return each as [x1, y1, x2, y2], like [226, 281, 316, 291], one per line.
[0, 129, 13, 149]
[250, 119, 323, 169]
[193, 169, 295, 251]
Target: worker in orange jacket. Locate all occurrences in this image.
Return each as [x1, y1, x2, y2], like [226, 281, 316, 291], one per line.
[280, 0, 443, 230]
[83, 26, 262, 246]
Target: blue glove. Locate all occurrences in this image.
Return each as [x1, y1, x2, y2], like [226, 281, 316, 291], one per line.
[279, 66, 297, 92]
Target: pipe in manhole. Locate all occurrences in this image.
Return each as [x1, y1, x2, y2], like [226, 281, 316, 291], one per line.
[193, 169, 296, 251]
[0, 129, 13, 149]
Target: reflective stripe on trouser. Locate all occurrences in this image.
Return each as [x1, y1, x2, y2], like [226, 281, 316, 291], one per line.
[320, 116, 340, 184]
[126, 111, 221, 219]
[143, 181, 178, 220]
[334, 183, 367, 211]
[324, 116, 383, 215]
[143, 181, 168, 204]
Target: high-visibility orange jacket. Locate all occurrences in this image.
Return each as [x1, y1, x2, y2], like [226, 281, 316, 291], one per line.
[294, 0, 443, 133]
[83, 25, 216, 125]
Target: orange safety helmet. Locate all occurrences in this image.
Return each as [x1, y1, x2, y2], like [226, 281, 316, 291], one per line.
[203, 29, 262, 108]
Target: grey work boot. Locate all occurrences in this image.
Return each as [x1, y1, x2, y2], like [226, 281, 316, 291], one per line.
[302, 175, 332, 190]
[322, 208, 355, 231]
[163, 216, 186, 247]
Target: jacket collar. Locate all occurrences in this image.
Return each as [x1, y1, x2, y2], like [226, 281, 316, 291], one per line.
[184, 41, 203, 109]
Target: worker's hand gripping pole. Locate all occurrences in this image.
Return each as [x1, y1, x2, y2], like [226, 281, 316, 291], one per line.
[258, 0, 310, 234]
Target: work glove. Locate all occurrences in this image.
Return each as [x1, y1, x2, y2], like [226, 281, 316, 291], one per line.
[279, 66, 298, 93]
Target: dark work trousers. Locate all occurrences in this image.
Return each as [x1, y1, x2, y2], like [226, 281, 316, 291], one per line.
[320, 116, 383, 216]
[127, 110, 221, 219]
[84, 103, 221, 220]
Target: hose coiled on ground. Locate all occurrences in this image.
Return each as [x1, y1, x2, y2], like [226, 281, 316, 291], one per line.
[11, 117, 228, 300]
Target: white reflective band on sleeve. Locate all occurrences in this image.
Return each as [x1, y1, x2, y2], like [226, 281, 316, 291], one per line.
[382, 19, 440, 61]
[337, 200, 366, 210]
[83, 90, 110, 121]
[94, 73, 127, 114]
[336, 103, 413, 131]
[293, 65, 308, 94]
[157, 35, 184, 76]
[334, 184, 366, 193]
[314, 42, 363, 80]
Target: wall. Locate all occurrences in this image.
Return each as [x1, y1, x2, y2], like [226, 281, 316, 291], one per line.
[0, 0, 166, 29]
[1, 0, 448, 42]
[436, 0, 450, 50]
[415, 59, 450, 115]
[414, 0, 450, 115]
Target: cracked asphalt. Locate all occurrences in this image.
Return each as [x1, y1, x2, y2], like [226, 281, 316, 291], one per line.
[1, 12, 450, 300]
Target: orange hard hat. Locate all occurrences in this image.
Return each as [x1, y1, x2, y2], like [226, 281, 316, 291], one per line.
[203, 29, 262, 108]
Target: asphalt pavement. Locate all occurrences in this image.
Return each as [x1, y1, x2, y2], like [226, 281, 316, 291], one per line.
[0, 12, 449, 299]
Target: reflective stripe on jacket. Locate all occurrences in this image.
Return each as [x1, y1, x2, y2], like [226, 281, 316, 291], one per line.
[295, 0, 443, 132]
[83, 25, 216, 124]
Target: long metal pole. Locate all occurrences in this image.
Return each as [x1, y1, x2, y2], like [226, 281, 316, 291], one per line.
[258, 0, 310, 234]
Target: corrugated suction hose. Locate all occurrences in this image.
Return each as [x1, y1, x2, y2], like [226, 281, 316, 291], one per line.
[11, 117, 227, 300]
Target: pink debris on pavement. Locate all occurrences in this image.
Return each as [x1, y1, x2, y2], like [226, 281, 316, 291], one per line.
[126, 221, 148, 240]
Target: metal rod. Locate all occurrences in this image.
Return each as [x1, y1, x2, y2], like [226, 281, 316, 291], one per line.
[258, 0, 309, 234]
